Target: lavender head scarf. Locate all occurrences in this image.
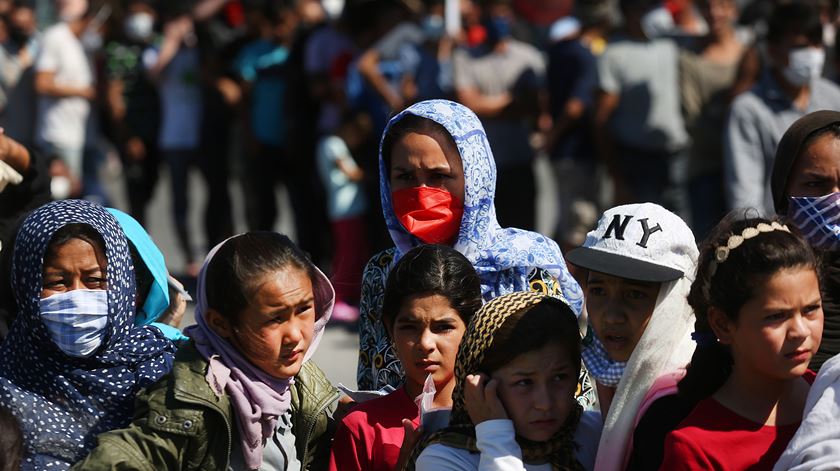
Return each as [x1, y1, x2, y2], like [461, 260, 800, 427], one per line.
[183, 235, 334, 469]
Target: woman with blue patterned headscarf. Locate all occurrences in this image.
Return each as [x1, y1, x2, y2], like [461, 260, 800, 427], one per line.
[356, 100, 590, 404]
[0, 200, 176, 469]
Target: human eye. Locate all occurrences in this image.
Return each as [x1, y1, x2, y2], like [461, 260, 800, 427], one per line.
[552, 372, 570, 382]
[764, 312, 787, 323]
[586, 285, 605, 296]
[513, 378, 533, 388]
[804, 303, 823, 316]
[395, 172, 415, 182]
[296, 303, 314, 316]
[432, 322, 457, 334]
[626, 289, 648, 300]
[43, 277, 65, 289]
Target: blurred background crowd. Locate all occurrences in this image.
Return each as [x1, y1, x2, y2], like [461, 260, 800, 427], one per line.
[1, 0, 839, 318]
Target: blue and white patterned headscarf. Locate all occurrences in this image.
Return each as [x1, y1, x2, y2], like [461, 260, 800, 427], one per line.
[379, 99, 583, 313]
[0, 200, 176, 470]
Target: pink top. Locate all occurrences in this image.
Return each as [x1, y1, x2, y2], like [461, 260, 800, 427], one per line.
[329, 387, 420, 471]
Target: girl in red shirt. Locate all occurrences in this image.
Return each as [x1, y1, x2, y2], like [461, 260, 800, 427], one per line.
[660, 216, 824, 470]
[329, 245, 482, 471]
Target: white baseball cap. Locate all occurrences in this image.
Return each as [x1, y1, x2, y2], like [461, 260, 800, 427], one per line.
[565, 203, 698, 282]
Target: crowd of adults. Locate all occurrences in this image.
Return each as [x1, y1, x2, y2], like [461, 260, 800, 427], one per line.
[2, 0, 840, 470]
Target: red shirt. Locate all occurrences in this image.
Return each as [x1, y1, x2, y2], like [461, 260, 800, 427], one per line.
[329, 387, 420, 471]
[660, 371, 817, 470]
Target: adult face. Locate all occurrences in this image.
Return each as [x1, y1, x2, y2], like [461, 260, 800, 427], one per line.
[786, 132, 840, 198]
[768, 33, 823, 71]
[210, 266, 316, 379]
[390, 130, 466, 204]
[585, 272, 660, 362]
[389, 293, 467, 397]
[41, 238, 108, 298]
[492, 341, 578, 442]
[712, 268, 823, 380]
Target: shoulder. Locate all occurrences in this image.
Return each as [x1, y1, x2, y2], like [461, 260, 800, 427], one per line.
[294, 362, 339, 404]
[574, 411, 603, 469]
[814, 78, 840, 102]
[363, 248, 398, 278]
[416, 442, 477, 470]
[343, 388, 414, 426]
[728, 90, 769, 120]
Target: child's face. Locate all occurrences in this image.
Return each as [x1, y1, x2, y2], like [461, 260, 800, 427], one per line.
[391, 294, 467, 392]
[717, 268, 823, 380]
[491, 341, 578, 442]
[585, 272, 660, 362]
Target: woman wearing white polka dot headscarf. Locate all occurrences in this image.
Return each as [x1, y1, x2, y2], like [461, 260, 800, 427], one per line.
[0, 199, 176, 469]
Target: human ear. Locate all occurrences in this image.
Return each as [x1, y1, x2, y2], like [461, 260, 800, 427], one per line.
[707, 307, 732, 345]
[207, 308, 233, 338]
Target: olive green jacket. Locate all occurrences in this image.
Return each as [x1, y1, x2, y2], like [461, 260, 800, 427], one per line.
[73, 341, 339, 471]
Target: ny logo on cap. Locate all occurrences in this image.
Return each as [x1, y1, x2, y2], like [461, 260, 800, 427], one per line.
[603, 214, 663, 249]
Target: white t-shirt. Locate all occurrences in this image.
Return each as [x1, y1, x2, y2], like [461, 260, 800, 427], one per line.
[416, 411, 602, 471]
[35, 22, 92, 149]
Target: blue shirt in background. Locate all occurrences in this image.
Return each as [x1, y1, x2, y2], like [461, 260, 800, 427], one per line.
[235, 40, 290, 147]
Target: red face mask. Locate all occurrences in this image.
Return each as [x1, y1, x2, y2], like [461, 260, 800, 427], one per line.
[392, 187, 464, 245]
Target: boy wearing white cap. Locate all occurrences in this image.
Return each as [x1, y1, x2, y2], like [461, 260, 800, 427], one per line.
[566, 202, 698, 471]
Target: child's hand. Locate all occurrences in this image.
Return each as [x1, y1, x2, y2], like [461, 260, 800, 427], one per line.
[464, 373, 508, 424]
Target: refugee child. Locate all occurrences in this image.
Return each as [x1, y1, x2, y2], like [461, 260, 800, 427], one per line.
[564, 202, 699, 470]
[329, 244, 482, 471]
[415, 291, 602, 470]
[661, 217, 823, 469]
[315, 110, 373, 322]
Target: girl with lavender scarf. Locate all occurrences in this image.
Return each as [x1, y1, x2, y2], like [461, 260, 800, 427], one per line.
[74, 232, 340, 471]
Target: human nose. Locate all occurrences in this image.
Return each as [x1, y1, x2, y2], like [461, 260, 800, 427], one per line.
[602, 297, 626, 325]
[417, 328, 436, 353]
[283, 318, 304, 346]
[533, 383, 551, 411]
[788, 314, 811, 341]
[67, 276, 85, 291]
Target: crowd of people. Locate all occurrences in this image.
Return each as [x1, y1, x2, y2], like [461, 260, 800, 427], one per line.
[1, 0, 840, 470]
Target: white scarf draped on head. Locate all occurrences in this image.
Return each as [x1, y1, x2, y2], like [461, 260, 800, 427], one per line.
[593, 269, 698, 470]
[184, 235, 334, 470]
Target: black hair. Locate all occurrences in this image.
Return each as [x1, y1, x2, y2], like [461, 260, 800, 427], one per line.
[381, 114, 458, 172]
[480, 298, 582, 377]
[126, 241, 154, 313]
[45, 224, 107, 265]
[381, 244, 482, 332]
[678, 214, 819, 404]
[0, 405, 22, 471]
[802, 122, 840, 154]
[205, 232, 316, 325]
[766, 2, 823, 46]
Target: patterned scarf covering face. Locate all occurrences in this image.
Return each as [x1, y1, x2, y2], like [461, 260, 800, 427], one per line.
[414, 291, 584, 471]
[184, 236, 335, 470]
[0, 200, 176, 470]
[379, 99, 583, 314]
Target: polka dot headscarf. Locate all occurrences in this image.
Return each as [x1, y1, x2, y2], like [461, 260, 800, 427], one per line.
[0, 200, 176, 469]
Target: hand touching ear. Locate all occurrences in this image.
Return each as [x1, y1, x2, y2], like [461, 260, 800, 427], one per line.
[464, 373, 508, 424]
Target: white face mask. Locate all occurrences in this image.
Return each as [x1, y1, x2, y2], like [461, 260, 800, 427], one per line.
[783, 47, 825, 87]
[124, 12, 154, 43]
[81, 28, 103, 51]
[641, 6, 674, 39]
[40, 289, 109, 358]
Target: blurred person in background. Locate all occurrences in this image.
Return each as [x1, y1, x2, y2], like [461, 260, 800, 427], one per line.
[0, 1, 39, 147]
[679, 0, 744, 238]
[545, 0, 610, 250]
[397, 0, 456, 104]
[724, 1, 840, 216]
[34, 0, 102, 200]
[453, 0, 547, 231]
[145, 6, 203, 275]
[104, 0, 160, 227]
[234, 0, 304, 234]
[593, 0, 689, 217]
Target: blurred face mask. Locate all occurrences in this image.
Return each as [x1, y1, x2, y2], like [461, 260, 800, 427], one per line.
[40, 289, 109, 358]
[484, 15, 512, 43]
[783, 47, 825, 87]
[124, 12, 154, 43]
[788, 191, 840, 251]
[422, 15, 445, 40]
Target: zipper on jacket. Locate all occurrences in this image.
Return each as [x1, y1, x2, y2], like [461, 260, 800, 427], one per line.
[300, 388, 340, 467]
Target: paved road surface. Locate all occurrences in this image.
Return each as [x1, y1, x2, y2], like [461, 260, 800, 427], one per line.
[104, 153, 559, 390]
